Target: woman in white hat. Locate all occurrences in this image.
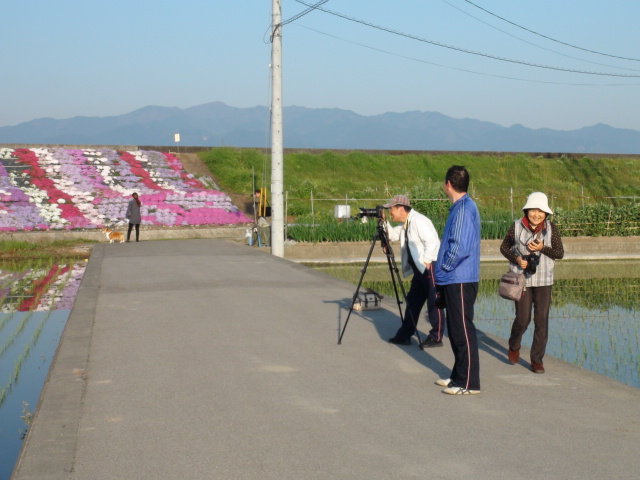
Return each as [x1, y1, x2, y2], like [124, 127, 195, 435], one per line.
[499, 192, 564, 374]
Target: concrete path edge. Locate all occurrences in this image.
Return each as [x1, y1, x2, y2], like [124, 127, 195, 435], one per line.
[11, 247, 104, 480]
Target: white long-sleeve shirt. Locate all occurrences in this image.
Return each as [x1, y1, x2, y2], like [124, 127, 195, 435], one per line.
[386, 208, 440, 278]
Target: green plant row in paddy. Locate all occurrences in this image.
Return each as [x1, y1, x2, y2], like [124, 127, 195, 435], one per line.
[201, 148, 640, 240]
[361, 277, 640, 312]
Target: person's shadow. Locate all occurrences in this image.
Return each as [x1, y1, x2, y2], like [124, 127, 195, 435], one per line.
[477, 329, 522, 366]
[326, 297, 451, 380]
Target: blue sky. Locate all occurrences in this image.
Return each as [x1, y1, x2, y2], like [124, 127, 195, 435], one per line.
[2, 1, 639, 133]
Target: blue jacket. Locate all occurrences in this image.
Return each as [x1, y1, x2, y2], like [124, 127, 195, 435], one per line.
[434, 194, 481, 285]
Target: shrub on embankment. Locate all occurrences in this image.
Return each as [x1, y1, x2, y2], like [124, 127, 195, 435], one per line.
[201, 148, 640, 240]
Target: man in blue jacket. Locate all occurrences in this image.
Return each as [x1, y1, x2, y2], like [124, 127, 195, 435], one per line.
[434, 166, 482, 395]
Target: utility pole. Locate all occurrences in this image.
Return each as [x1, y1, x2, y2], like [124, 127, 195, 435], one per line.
[270, 0, 285, 257]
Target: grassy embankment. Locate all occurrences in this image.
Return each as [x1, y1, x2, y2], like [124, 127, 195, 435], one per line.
[200, 148, 640, 241]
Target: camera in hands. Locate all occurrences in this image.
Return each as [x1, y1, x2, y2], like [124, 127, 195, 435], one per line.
[522, 253, 540, 274]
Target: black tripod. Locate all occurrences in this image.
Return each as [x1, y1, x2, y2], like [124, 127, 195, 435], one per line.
[338, 217, 422, 348]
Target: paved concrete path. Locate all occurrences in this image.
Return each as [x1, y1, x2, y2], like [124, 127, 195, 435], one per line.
[12, 239, 640, 480]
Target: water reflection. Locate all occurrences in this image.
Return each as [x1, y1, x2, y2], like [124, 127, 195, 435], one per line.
[475, 294, 639, 388]
[311, 262, 640, 389]
[0, 260, 86, 480]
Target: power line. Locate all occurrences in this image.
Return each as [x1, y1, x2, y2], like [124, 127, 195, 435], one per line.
[268, 0, 328, 43]
[296, 24, 640, 87]
[282, 0, 328, 26]
[458, 0, 640, 62]
[291, 0, 640, 78]
[438, 0, 640, 72]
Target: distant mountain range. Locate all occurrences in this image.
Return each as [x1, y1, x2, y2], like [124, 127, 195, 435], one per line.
[1, 101, 639, 154]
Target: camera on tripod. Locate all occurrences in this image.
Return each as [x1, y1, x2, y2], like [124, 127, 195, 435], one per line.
[358, 205, 384, 219]
[522, 253, 540, 274]
[338, 201, 418, 346]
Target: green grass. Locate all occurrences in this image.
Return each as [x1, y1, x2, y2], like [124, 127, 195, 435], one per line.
[0, 240, 41, 252]
[0, 240, 92, 264]
[312, 264, 640, 311]
[201, 149, 639, 204]
[200, 148, 640, 238]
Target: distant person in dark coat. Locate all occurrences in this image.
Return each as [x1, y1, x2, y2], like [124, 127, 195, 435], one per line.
[126, 192, 142, 242]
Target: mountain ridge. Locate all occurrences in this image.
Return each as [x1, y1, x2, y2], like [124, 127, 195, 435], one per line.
[1, 102, 639, 154]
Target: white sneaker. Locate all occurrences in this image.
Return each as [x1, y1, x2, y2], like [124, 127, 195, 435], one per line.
[436, 378, 452, 387]
[443, 386, 481, 395]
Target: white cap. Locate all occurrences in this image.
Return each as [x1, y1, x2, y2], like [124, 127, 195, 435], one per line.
[522, 192, 553, 215]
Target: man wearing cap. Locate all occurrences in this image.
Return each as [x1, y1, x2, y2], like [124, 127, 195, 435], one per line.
[381, 194, 444, 347]
[434, 166, 482, 395]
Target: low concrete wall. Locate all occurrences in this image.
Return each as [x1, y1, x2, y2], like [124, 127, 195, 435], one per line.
[0, 226, 248, 243]
[2, 228, 638, 261]
[257, 236, 640, 262]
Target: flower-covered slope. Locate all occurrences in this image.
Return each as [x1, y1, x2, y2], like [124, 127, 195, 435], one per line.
[0, 147, 251, 231]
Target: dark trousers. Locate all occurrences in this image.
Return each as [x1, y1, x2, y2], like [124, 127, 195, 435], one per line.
[127, 223, 140, 242]
[509, 285, 552, 364]
[442, 282, 480, 390]
[394, 265, 445, 341]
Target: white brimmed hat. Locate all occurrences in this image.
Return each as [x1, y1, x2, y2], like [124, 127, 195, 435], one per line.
[522, 192, 553, 215]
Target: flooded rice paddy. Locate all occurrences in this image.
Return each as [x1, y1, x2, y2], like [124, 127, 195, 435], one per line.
[0, 260, 86, 480]
[312, 260, 640, 389]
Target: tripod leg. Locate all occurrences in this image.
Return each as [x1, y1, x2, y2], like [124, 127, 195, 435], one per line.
[337, 230, 379, 345]
[385, 251, 405, 323]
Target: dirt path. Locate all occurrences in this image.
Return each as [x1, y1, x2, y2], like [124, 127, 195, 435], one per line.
[179, 153, 253, 216]
[178, 153, 214, 177]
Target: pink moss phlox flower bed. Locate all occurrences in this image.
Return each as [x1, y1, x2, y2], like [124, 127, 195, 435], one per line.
[0, 147, 251, 231]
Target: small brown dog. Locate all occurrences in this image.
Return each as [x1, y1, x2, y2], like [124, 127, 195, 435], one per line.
[101, 228, 125, 243]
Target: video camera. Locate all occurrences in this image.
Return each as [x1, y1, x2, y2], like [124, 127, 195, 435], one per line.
[358, 205, 384, 219]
